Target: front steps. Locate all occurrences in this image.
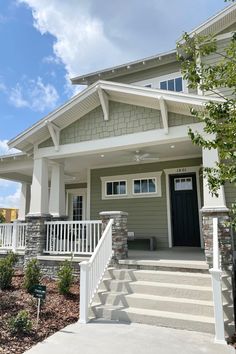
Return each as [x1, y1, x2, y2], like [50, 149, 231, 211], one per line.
[89, 267, 234, 334]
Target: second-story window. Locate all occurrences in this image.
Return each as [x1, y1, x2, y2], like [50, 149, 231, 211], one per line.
[160, 77, 183, 92]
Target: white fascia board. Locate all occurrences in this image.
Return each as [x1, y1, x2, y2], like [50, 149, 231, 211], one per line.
[35, 122, 205, 160]
[8, 82, 98, 149]
[178, 3, 236, 40]
[98, 88, 109, 120]
[100, 81, 224, 106]
[0, 160, 33, 173]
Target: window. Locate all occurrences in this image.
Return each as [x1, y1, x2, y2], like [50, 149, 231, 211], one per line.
[174, 177, 193, 191]
[101, 172, 162, 199]
[106, 180, 127, 196]
[160, 77, 183, 92]
[72, 195, 83, 221]
[144, 84, 152, 88]
[133, 178, 157, 194]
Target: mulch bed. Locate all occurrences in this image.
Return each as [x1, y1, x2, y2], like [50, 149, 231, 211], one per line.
[0, 271, 80, 354]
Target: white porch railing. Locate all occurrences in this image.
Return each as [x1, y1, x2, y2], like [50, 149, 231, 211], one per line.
[79, 218, 113, 323]
[209, 217, 226, 345]
[0, 222, 27, 251]
[44, 220, 102, 255]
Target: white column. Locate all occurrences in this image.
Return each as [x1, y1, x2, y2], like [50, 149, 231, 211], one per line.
[49, 163, 66, 217]
[18, 183, 31, 220]
[28, 158, 50, 216]
[202, 147, 227, 210]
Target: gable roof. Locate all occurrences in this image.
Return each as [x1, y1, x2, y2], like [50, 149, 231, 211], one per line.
[8, 80, 223, 153]
[71, 3, 236, 86]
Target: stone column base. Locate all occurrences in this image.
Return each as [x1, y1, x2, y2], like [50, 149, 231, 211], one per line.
[100, 211, 128, 263]
[202, 208, 233, 271]
[24, 215, 52, 265]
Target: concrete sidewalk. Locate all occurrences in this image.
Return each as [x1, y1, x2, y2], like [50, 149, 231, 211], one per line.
[25, 320, 234, 354]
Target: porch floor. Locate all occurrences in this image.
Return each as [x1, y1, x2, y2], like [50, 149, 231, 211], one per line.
[119, 247, 208, 271]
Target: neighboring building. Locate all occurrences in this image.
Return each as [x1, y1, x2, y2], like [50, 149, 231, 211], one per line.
[0, 208, 18, 223]
[0, 3, 235, 339]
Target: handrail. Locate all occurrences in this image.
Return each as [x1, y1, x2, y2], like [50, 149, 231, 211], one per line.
[79, 219, 113, 323]
[209, 217, 225, 345]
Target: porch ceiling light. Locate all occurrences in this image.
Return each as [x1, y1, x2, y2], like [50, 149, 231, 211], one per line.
[170, 145, 175, 149]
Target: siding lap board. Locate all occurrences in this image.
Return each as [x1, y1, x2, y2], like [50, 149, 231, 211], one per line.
[90, 158, 202, 249]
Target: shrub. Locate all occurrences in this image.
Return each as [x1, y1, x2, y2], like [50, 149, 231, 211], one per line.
[8, 310, 32, 335]
[24, 259, 41, 293]
[6, 251, 18, 266]
[0, 253, 16, 290]
[57, 260, 74, 295]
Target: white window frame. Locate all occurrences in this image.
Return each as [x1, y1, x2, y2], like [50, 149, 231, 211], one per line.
[132, 177, 157, 195]
[101, 172, 162, 200]
[160, 76, 183, 92]
[105, 180, 127, 197]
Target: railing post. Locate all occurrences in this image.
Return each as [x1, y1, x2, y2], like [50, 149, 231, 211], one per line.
[12, 221, 17, 253]
[79, 261, 89, 324]
[210, 217, 226, 345]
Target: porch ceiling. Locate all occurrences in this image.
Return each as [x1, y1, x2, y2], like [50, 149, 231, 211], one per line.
[60, 140, 201, 182]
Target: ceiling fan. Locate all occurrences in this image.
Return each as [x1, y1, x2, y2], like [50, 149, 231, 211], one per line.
[132, 150, 159, 162]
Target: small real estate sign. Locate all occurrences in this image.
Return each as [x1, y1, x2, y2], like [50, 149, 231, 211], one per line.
[32, 285, 47, 329]
[32, 285, 47, 300]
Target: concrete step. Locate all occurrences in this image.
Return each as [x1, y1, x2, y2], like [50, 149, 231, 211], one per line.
[118, 260, 209, 273]
[91, 305, 215, 334]
[108, 268, 212, 287]
[95, 291, 214, 317]
[105, 279, 213, 301]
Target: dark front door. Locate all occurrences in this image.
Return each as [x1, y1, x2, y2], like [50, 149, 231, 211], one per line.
[170, 174, 200, 247]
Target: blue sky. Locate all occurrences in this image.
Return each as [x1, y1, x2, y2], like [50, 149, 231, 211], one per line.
[0, 0, 230, 207]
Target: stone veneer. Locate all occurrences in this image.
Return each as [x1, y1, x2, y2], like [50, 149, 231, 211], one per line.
[100, 211, 128, 263]
[24, 215, 51, 266]
[202, 209, 233, 271]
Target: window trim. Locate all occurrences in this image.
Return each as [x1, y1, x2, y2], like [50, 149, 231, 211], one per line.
[101, 172, 162, 200]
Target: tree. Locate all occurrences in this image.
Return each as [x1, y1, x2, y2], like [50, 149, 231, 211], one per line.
[177, 0, 236, 229]
[0, 212, 5, 223]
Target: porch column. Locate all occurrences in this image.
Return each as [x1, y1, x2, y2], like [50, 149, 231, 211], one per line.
[201, 147, 232, 270]
[49, 163, 66, 218]
[18, 183, 31, 221]
[25, 157, 51, 265]
[28, 157, 50, 216]
[100, 211, 128, 263]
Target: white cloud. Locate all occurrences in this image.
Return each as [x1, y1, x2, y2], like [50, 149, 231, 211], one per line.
[0, 81, 7, 93]
[0, 185, 20, 208]
[9, 77, 59, 112]
[42, 55, 61, 65]
[0, 140, 19, 156]
[17, 0, 125, 92]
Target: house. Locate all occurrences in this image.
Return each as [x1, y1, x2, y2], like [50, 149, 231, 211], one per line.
[0, 208, 18, 223]
[0, 3, 235, 342]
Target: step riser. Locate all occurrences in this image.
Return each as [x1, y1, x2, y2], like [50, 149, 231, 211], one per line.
[108, 270, 212, 287]
[105, 281, 213, 301]
[118, 264, 209, 273]
[95, 293, 214, 317]
[92, 307, 215, 334]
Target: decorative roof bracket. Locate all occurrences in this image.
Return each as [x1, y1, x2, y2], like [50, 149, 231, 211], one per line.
[159, 96, 169, 134]
[98, 87, 109, 121]
[45, 121, 60, 151]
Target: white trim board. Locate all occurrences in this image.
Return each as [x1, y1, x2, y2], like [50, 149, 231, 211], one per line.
[163, 166, 203, 249]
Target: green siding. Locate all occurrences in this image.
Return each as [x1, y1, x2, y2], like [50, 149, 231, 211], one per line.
[66, 183, 87, 189]
[110, 61, 181, 85]
[202, 38, 234, 98]
[90, 158, 202, 248]
[225, 182, 236, 209]
[54, 101, 196, 146]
